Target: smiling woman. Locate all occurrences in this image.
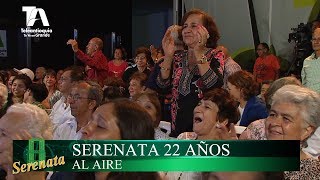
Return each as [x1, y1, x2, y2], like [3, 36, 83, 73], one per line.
[157, 8, 224, 138]
[265, 85, 320, 179]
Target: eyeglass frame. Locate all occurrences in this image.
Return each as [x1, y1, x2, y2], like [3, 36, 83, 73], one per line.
[67, 94, 93, 101]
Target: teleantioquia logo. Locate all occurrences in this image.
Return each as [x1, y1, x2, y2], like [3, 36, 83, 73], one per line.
[21, 6, 53, 38]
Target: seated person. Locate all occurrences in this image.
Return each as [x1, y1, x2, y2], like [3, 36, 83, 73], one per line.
[133, 92, 171, 139]
[51, 98, 158, 180]
[128, 72, 147, 98]
[23, 83, 48, 110]
[178, 88, 239, 140]
[227, 70, 268, 127]
[169, 88, 239, 180]
[221, 85, 320, 179]
[0, 103, 53, 180]
[257, 80, 273, 103]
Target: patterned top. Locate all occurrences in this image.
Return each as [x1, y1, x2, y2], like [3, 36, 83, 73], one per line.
[156, 49, 224, 137]
[49, 90, 62, 108]
[284, 158, 320, 180]
[301, 53, 320, 93]
[239, 119, 266, 140]
[154, 127, 170, 140]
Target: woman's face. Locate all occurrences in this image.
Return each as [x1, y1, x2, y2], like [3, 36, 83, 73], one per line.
[136, 95, 157, 127]
[182, 14, 203, 46]
[260, 83, 270, 102]
[226, 82, 241, 102]
[11, 79, 27, 98]
[114, 49, 123, 60]
[81, 103, 121, 140]
[135, 53, 147, 68]
[265, 102, 307, 140]
[256, 44, 267, 57]
[44, 74, 57, 88]
[193, 99, 219, 136]
[129, 79, 144, 97]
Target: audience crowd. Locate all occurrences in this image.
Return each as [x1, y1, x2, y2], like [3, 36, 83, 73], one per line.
[0, 8, 319, 180]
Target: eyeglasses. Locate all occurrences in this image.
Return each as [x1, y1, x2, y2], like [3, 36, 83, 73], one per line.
[256, 48, 265, 51]
[68, 94, 92, 101]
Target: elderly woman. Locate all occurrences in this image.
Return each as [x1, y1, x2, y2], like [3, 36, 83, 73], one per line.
[0, 103, 53, 180]
[177, 88, 239, 141]
[128, 72, 147, 98]
[240, 76, 302, 140]
[167, 88, 239, 180]
[133, 92, 170, 140]
[158, 8, 224, 138]
[267, 85, 320, 179]
[220, 85, 320, 179]
[122, 46, 152, 85]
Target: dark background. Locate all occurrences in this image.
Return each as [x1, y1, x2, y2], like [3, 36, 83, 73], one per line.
[0, 0, 133, 71]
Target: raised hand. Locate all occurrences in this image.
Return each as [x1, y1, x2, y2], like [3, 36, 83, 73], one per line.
[66, 39, 79, 52]
[162, 25, 179, 60]
[194, 25, 210, 59]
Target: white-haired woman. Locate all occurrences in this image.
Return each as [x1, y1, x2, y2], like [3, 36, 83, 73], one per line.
[0, 103, 53, 180]
[218, 85, 320, 179]
[268, 85, 320, 179]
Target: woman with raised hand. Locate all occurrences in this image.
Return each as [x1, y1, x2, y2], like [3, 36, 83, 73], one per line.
[157, 8, 224, 138]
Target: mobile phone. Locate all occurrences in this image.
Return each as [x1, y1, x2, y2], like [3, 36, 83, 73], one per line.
[74, 29, 78, 40]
